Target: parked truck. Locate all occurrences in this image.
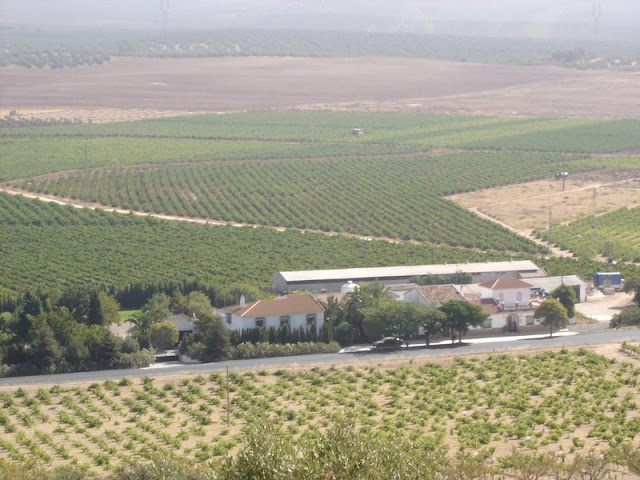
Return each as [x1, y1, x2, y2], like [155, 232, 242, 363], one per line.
[593, 272, 624, 292]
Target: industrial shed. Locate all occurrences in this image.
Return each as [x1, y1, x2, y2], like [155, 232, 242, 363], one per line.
[273, 260, 546, 293]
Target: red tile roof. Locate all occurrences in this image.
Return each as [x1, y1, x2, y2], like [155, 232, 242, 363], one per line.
[415, 284, 464, 304]
[221, 294, 324, 318]
[479, 278, 532, 290]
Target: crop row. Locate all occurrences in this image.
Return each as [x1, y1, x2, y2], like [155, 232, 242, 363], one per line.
[0, 349, 638, 473]
[0, 192, 508, 296]
[1, 112, 639, 180]
[534, 206, 640, 262]
[0, 136, 412, 181]
[23, 153, 638, 252]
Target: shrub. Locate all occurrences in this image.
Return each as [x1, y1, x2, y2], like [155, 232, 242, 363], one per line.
[115, 349, 155, 369]
[610, 308, 640, 328]
[230, 342, 340, 360]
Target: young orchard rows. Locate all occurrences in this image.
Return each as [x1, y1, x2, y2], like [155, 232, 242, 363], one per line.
[20, 153, 639, 254]
[0, 348, 639, 475]
[535, 206, 640, 263]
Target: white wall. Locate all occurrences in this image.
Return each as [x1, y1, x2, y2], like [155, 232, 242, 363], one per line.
[481, 286, 530, 306]
[221, 311, 325, 333]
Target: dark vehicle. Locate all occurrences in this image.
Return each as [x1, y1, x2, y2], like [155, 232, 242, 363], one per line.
[373, 337, 403, 349]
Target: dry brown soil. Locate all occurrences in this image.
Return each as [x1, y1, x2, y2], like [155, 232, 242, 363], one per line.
[2, 57, 640, 122]
[450, 169, 640, 243]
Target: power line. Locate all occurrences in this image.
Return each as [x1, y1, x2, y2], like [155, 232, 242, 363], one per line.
[160, 0, 169, 31]
[592, 0, 602, 53]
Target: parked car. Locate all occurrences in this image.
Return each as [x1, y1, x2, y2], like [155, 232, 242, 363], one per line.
[373, 337, 403, 349]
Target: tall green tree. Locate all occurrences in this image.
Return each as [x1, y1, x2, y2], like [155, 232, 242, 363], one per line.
[318, 295, 344, 343]
[624, 276, 640, 306]
[185, 291, 213, 320]
[96, 331, 121, 367]
[343, 284, 390, 341]
[149, 321, 179, 352]
[422, 307, 446, 346]
[130, 310, 155, 349]
[15, 290, 44, 340]
[534, 298, 569, 338]
[439, 301, 487, 344]
[30, 323, 61, 372]
[97, 292, 120, 326]
[144, 293, 173, 323]
[551, 284, 577, 319]
[333, 322, 355, 347]
[183, 315, 231, 362]
[57, 286, 91, 323]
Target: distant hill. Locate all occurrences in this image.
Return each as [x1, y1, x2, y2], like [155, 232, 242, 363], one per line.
[2, 0, 639, 43]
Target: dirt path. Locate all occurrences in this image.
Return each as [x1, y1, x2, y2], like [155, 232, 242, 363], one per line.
[0, 186, 415, 245]
[468, 206, 572, 257]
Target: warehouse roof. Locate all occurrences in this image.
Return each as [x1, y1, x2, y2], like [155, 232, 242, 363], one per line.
[277, 260, 542, 283]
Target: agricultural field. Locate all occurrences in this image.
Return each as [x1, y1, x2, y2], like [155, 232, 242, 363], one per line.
[0, 192, 508, 299]
[1, 111, 638, 298]
[13, 151, 587, 253]
[2, 113, 640, 179]
[3, 57, 640, 120]
[534, 206, 640, 263]
[0, 348, 639, 476]
[3, 112, 640, 251]
[450, 168, 640, 234]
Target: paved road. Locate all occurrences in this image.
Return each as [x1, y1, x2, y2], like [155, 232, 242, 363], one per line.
[2, 326, 639, 388]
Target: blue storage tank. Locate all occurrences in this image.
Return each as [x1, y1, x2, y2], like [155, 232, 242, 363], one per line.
[593, 272, 624, 290]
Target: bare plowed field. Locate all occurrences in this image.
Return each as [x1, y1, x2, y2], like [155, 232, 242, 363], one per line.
[1, 57, 639, 122]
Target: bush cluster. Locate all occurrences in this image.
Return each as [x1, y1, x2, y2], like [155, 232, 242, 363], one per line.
[0, 418, 638, 479]
[610, 308, 640, 328]
[231, 341, 340, 360]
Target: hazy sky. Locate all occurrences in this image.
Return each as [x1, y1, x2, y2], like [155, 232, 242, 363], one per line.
[1, 0, 638, 35]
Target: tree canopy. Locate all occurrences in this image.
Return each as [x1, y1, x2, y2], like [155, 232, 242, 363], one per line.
[551, 284, 577, 318]
[149, 321, 179, 352]
[363, 301, 445, 345]
[534, 299, 569, 337]
[440, 300, 487, 344]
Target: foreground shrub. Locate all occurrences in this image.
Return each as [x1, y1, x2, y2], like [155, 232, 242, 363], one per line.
[610, 308, 640, 328]
[114, 348, 155, 369]
[0, 424, 634, 479]
[216, 417, 447, 480]
[231, 341, 341, 360]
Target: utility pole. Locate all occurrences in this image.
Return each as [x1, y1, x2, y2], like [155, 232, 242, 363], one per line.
[592, 1, 602, 53]
[548, 205, 553, 246]
[82, 146, 90, 202]
[592, 188, 597, 258]
[226, 365, 230, 427]
[114, 159, 119, 202]
[160, 0, 169, 31]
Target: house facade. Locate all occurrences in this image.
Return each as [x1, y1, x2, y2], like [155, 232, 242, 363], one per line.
[216, 294, 325, 335]
[471, 278, 542, 333]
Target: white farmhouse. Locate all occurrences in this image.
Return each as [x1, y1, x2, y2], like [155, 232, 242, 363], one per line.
[470, 278, 541, 332]
[216, 294, 324, 334]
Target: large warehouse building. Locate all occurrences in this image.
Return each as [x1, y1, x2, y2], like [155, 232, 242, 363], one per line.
[273, 260, 546, 293]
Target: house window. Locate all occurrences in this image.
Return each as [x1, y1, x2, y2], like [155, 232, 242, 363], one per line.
[483, 318, 492, 328]
[225, 313, 232, 325]
[279, 316, 290, 327]
[526, 316, 535, 326]
[255, 317, 265, 328]
[306, 314, 316, 326]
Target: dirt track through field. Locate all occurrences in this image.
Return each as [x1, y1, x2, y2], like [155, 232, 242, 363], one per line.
[0, 186, 415, 245]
